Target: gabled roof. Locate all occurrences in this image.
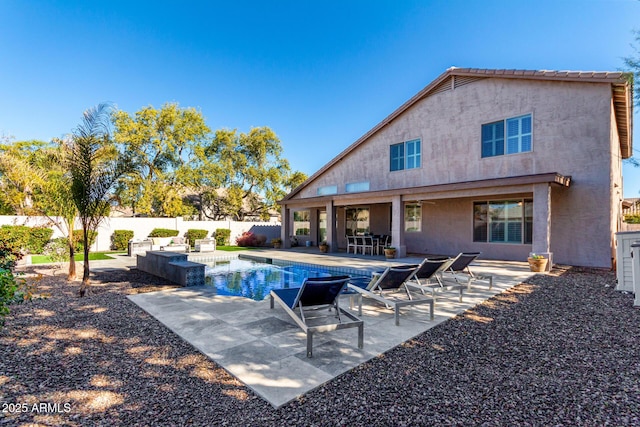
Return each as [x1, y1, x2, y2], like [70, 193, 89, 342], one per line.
[282, 67, 633, 202]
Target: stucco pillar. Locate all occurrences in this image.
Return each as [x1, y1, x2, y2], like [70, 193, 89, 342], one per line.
[326, 201, 337, 252]
[391, 195, 406, 257]
[532, 183, 551, 255]
[281, 205, 291, 248]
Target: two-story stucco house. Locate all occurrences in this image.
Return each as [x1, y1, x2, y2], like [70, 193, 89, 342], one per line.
[279, 68, 633, 268]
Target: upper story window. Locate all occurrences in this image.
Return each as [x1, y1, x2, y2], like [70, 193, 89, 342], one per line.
[317, 185, 338, 196]
[345, 181, 370, 193]
[390, 138, 421, 171]
[482, 114, 532, 158]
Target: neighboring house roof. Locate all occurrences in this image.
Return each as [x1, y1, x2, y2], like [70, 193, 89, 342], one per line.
[282, 67, 633, 202]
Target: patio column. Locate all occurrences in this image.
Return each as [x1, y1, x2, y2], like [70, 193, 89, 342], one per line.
[391, 195, 406, 257]
[532, 183, 552, 265]
[326, 200, 337, 252]
[281, 205, 291, 248]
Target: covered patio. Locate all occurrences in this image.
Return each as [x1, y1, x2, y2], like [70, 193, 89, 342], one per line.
[280, 173, 571, 264]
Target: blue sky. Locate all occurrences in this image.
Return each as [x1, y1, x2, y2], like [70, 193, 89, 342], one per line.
[1, 0, 640, 196]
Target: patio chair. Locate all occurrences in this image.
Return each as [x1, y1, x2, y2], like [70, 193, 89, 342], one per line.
[377, 235, 391, 254]
[194, 238, 216, 252]
[270, 275, 364, 358]
[442, 252, 493, 290]
[405, 257, 466, 303]
[346, 235, 358, 254]
[361, 235, 376, 255]
[160, 237, 190, 252]
[347, 265, 434, 326]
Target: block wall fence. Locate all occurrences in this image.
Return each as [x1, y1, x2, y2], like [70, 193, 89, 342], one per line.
[0, 216, 281, 252]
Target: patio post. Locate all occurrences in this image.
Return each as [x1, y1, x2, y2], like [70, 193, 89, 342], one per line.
[391, 195, 406, 257]
[325, 200, 337, 252]
[532, 183, 552, 269]
[281, 205, 291, 248]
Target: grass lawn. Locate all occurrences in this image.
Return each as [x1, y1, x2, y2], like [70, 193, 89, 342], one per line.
[31, 252, 123, 264]
[215, 246, 256, 252]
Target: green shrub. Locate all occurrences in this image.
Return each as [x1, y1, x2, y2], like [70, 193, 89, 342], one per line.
[0, 268, 17, 327]
[43, 238, 70, 263]
[148, 228, 179, 238]
[215, 228, 231, 246]
[27, 227, 54, 253]
[624, 214, 640, 224]
[0, 240, 22, 271]
[0, 225, 53, 254]
[111, 230, 134, 251]
[0, 240, 23, 327]
[186, 229, 208, 247]
[72, 229, 98, 252]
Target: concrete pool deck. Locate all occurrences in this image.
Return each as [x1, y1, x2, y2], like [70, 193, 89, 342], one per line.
[125, 249, 536, 408]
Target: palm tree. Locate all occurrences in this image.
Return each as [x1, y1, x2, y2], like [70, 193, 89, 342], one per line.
[66, 103, 129, 296]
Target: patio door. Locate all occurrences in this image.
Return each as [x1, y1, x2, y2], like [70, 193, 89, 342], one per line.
[345, 207, 370, 236]
[318, 210, 327, 243]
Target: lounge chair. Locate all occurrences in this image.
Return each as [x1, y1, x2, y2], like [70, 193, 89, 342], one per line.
[347, 265, 434, 326]
[404, 257, 466, 303]
[270, 275, 364, 358]
[442, 252, 493, 290]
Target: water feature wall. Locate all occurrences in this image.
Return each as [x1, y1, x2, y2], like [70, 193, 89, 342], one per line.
[137, 251, 205, 287]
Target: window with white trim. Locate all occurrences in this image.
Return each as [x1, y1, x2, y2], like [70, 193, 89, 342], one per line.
[293, 210, 310, 236]
[404, 204, 422, 232]
[390, 139, 421, 171]
[482, 114, 532, 158]
[473, 199, 533, 244]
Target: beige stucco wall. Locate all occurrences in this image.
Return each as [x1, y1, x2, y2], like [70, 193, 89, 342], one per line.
[291, 78, 619, 267]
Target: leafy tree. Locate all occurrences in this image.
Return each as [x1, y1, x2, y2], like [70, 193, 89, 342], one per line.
[0, 140, 80, 280]
[194, 127, 307, 220]
[66, 103, 130, 296]
[624, 30, 640, 167]
[112, 102, 210, 216]
[624, 30, 640, 106]
[0, 140, 50, 215]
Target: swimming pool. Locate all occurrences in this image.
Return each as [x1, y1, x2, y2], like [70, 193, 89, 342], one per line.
[203, 258, 369, 301]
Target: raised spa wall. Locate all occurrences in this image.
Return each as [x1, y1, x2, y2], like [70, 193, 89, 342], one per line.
[136, 251, 205, 287]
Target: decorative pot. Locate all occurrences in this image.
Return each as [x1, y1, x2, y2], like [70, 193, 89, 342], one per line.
[273, 242, 281, 249]
[319, 244, 329, 253]
[527, 257, 548, 272]
[384, 248, 396, 259]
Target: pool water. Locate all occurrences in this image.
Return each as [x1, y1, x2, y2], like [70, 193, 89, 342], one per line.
[204, 258, 366, 301]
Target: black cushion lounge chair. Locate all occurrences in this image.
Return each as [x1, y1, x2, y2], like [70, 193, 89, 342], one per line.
[347, 265, 434, 326]
[442, 252, 493, 290]
[404, 257, 467, 303]
[270, 275, 363, 358]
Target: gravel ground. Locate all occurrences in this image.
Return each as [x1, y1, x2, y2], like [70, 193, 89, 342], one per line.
[1, 265, 639, 426]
